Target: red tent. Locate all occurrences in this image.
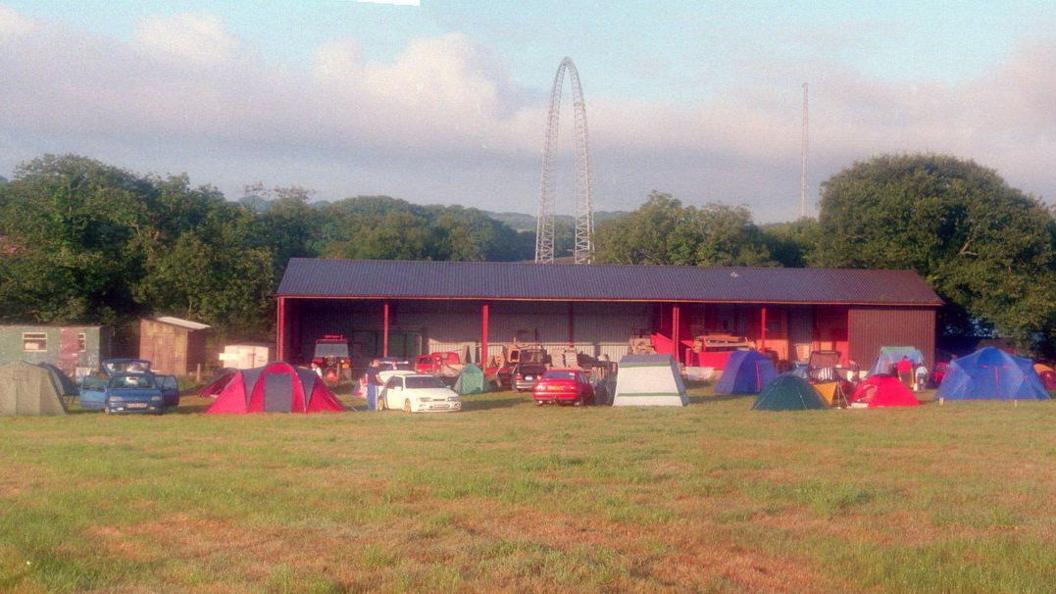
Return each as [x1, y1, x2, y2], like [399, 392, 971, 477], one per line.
[198, 370, 236, 398]
[206, 362, 343, 414]
[851, 375, 920, 408]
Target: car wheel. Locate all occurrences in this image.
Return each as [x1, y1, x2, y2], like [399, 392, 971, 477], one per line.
[403, 399, 412, 413]
[535, 400, 543, 406]
[574, 395, 584, 407]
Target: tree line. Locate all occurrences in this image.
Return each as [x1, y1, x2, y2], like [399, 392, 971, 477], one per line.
[595, 154, 1056, 355]
[2, 153, 1054, 354]
[0, 155, 534, 339]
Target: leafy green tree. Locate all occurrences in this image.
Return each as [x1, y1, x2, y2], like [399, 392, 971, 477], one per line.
[315, 196, 533, 261]
[761, 218, 821, 267]
[815, 153, 1056, 349]
[594, 192, 774, 266]
[0, 155, 280, 337]
[0, 155, 155, 323]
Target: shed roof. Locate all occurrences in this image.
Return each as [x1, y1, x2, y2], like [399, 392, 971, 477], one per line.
[151, 316, 211, 331]
[277, 259, 943, 306]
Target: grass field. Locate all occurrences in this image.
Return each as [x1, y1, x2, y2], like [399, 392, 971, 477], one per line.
[2, 386, 1056, 593]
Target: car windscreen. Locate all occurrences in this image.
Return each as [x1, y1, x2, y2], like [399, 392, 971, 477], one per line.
[314, 343, 349, 357]
[396, 362, 413, 370]
[405, 376, 446, 390]
[104, 360, 151, 374]
[543, 371, 576, 380]
[109, 375, 156, 389]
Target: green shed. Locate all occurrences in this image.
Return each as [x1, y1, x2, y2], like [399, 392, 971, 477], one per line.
[0, 325, 110, 381]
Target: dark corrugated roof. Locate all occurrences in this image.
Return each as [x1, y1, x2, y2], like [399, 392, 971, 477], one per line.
[277, 259, 943, 306]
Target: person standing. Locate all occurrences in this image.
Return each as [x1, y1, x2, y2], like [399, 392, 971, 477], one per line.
[896, 355, 913, 389]
[364, 359, 381, 411]
[914, 363, 928, 392]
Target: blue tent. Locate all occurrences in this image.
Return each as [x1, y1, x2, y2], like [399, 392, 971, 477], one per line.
[936, 347, 1049, 401]
[714, 350, 778, 395]
[870, 346, 925, 376]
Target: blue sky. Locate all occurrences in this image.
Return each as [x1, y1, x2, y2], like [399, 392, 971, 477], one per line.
[2, 1, 1056, 220]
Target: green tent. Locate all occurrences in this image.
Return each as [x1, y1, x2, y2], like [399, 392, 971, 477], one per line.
[36, 362, 80, 396]
[752, 374, 827, 411]
[0, 362, 67, 416]
[454, 363, 487, 395]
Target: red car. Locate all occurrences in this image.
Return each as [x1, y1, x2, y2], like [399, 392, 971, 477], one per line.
[532, 369, 594, 406]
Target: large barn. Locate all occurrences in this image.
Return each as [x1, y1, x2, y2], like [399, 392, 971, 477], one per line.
[275, 259, 942, 369]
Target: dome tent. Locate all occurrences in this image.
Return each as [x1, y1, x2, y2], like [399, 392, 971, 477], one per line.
[0, 362, 67, 416]
[207, 362, 343, 414]
[936, 347, 1049, 401]
[714, 350, 778, 395]
[870, 346, 925, 376]
[850, 375, 920, 407]
[752, 374, 827, 411]
[454, 363, 487, 395]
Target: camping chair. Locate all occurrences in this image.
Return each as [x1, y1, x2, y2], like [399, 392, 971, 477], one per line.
[808, 350, 841, 383]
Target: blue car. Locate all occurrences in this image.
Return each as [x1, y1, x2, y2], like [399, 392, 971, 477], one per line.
[79, 373, 179, 414]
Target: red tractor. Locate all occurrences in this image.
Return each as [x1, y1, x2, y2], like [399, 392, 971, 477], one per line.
[312, 335, 352, 385]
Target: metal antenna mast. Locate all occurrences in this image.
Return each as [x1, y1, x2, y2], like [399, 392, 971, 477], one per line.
[535, 57, 594, 264]
[799, 82, 809, 219]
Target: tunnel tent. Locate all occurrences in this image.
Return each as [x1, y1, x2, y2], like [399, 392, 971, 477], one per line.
[454, 363, 487, 395]
[850, 375, 920, 407]
[752, 374, 827, 411]
[206, 362, 343, 414]
[0, 362, 67, 416]
[714, 350, 777, 395]
[871, 346, 926, 376]
[199, 369, 237, 398]
[612, 354, 688, 406]
[35, 362, 80, 396]
[936, 347, 1049, 401]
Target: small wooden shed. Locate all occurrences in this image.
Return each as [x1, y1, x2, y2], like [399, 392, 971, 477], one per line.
[139, 317, 211, 376]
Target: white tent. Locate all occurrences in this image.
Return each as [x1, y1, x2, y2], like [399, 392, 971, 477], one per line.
[612, 354, 688, 407]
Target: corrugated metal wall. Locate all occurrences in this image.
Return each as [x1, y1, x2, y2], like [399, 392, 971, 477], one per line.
[290, 299, 651, 363]
[848, 307, 936, 368]
[288, 299, 937, 369]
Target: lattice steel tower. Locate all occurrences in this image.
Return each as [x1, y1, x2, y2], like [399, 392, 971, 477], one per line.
[535, 57, 594, 264]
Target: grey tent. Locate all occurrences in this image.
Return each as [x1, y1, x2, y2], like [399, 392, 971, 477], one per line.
[0, 362, 67, 416]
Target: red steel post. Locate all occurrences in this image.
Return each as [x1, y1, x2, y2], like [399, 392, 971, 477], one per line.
[382, 301, 390, 357]
[277, 297, 286, 361]
[481, 302, 490, 366]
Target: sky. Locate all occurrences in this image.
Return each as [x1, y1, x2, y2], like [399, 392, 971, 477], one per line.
[1, 1, 1055, 222]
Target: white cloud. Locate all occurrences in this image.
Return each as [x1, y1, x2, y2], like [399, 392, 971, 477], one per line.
[134, 13, 243, 67]
[2, 6, 1056, 221]
[0, 5, 32, 39]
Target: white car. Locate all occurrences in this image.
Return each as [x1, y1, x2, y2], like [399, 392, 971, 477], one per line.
[380, 374, 462, 413]
[378, 368, 415, 384]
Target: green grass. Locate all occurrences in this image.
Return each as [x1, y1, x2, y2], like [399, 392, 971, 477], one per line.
[2, 387, 1055, 592]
